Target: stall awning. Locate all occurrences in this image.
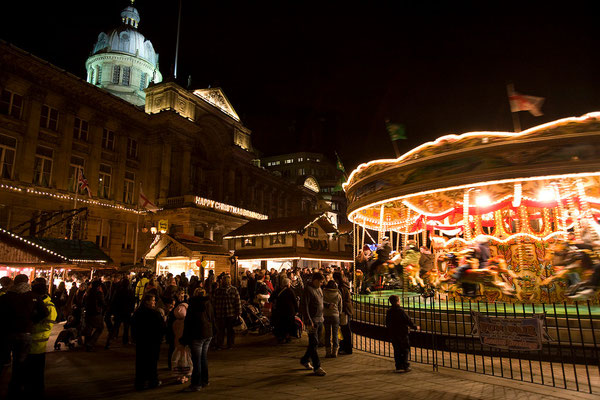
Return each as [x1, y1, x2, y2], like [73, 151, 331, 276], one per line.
[233, 247, 353, 262]
[223, 213, 337, 239]
[0, 226, 111, 267]
[144, 233, 230, 260]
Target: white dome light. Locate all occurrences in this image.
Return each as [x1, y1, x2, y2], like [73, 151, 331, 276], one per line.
[475, 195, 492, 207]
[537, 187, 555, 202]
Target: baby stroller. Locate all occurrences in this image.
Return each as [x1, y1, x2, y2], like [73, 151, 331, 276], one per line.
[54, 311, 82, 350]
[241, 302, 272, 335]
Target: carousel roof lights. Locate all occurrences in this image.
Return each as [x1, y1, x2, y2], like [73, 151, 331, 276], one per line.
[344, 111, 600, 190]
[537, 187, 556, 202]
[475, 195, 492, 207]
[347, 171, 600, 226]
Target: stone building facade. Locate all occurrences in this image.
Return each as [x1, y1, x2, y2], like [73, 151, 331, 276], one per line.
[0, 41, 318, 267]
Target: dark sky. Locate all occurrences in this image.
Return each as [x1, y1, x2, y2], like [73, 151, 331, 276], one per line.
[2, 1, 600, 171]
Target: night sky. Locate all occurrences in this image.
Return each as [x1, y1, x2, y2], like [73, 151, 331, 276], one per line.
[2, 1, 600, 172]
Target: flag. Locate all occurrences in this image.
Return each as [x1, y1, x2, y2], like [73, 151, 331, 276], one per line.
[335, 151, 346, 174]
[78, 169, 92, 198]
[385, 121, 407, 141]
[139, 187, 160, 212]
[508, 90, 544, 116]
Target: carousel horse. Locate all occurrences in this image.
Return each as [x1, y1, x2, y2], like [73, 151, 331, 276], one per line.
[541, 241, 600, 299]
[450, 251, 518, 297]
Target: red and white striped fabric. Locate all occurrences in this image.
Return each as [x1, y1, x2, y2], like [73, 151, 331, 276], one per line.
[139, 187, 159, 212]
[509, 91, 545, 116]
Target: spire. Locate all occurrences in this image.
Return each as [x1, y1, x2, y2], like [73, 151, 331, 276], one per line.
[121, 1, 140, 29]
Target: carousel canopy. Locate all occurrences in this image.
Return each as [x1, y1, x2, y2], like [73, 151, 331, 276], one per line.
[344, 113, 600, 240]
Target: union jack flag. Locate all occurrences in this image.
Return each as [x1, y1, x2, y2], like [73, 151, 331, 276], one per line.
[78, 169, 92, 198]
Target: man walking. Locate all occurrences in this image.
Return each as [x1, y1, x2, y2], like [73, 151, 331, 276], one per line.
[213, 276, 241, 349]
[300, 272, 326, 376]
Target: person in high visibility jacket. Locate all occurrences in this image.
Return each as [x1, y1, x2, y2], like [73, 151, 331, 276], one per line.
[26, 277, 57, 396]
[135, 273, 150, 304]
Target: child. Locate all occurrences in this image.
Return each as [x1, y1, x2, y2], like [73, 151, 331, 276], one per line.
[385, 295, 419, 373]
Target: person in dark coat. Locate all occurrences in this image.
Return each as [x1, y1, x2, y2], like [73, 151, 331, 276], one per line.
[105, 278, 135, 348]
[0, 274, 49, 397]
[132, 294, 165, 390]
[83, 280, 106, 351]
[272, 278, 298, 343]
[385, 295, 419, 373]
[180, 288, 216, 392]
[334, 272, 354, 354]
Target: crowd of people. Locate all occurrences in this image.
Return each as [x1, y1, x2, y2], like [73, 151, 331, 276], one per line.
[0, 262, 421, 396]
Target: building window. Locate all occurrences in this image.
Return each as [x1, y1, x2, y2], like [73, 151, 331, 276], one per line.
[331, 201, 339, 211]
[285, 159, 293, 164]
[308, 227, 318, 237]
[112, 65, 121, 84]
[33, 146, 53, 187]
[40, 105, 59, 131]
[139, 72, 147, 91]
[297, 157, 303, 162]
[0, 89, 23, 119]
[298, 168, 305, 176]
[102, 129, 115, 150]
[68, 156, 85, 193]
[269, 234, 286, 245]
[73, 117, 89, 141]
[89, 69, 94, 84]
[123, 171, 135, 204]
[126, 137, 137, 159]
[273, 160, 280, 166]
[122, 67, 131, 86]
[95, 219, 109, 249]
[98, 163, 112, 199]
[95, 66, 102, 84]
[122, 222, 134, 249]
[242, 237, 255, 247]
[0, 134, 16, 179]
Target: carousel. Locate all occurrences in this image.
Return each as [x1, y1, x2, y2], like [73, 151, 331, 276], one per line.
[345, 112, 600, 305]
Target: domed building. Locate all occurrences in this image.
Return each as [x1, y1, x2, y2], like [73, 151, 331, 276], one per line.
[85, 1, 162, 106]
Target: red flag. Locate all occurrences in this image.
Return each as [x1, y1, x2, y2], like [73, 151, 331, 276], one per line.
[508, 90, 545, 117]
[139, 187, 159, 212]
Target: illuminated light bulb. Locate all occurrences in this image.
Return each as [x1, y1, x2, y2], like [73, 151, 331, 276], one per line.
[476, 195, 492, 207]
[537, 187, 555, 202]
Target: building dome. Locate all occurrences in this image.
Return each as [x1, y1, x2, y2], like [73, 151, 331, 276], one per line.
[85, 2, 162, 106]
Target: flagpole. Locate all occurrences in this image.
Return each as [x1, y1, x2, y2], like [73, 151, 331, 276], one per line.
[70, 167, 80, 240]
[507, 83, 521, 133]
[134, 183, 141, 265]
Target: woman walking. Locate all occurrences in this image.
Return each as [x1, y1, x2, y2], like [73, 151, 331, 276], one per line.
[322, 280, 342, 358]
[180, 288, 215, 392]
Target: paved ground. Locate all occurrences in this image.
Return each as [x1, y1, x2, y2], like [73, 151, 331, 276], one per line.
[2, 324, 598, 400]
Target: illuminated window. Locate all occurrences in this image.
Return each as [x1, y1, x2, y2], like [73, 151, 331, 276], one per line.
[297, 157, 303, 162]
[73, 117, 89, 141]
[33, 146, 53, 187]
[98, 164, 112, 199]
[273, 161, 280, 166]
[285, 159, 293, 164]
[242, 237, 256, 247]
[123, 171, 135, 204]
[0, 89, 23, 119]
[122, 67, 131, 86]
[298, 168, 305, 175]
[126, 137, 138, 159]
[102, 129, 115, 150]
[89, 69, 94, 84]
[308, 227, 318, 237]
[68, 156, 85, 193]
[0, 134, 16, 179]
[112, 66, 121, 84]
[40, 105, 59, 131]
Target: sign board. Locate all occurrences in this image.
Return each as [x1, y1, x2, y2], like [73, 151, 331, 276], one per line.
[470, 311, 550, 351]
[158, 220, 169, 233]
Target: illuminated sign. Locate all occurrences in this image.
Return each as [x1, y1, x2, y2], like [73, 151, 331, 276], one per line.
[304, 177, 320, 193]
[195, 196, 268, 220]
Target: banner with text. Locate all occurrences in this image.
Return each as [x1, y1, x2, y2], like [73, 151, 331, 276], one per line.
[470, 311, 550, 351]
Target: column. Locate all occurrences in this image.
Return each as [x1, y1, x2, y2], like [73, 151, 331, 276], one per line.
[159, 142, 172, 199]
[18, 87, 45, 183]
[180, 149, 191, 195]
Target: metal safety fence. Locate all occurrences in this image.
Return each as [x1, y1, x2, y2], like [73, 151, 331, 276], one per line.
[351, 293, 600, 394]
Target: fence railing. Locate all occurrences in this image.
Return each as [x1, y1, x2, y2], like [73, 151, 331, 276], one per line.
[352, 293, 600, 394]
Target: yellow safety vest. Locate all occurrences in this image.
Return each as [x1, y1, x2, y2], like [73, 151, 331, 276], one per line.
[135, 278, 149, 299]
[30, 295, 57, 354]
